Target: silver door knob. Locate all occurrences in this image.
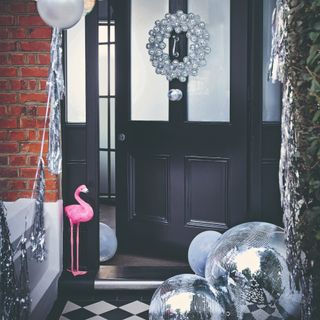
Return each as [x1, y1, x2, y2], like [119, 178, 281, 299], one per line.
[118, 133, 126, 142]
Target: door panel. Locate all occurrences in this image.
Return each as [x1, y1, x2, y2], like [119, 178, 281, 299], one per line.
[116, 0, 249, 258]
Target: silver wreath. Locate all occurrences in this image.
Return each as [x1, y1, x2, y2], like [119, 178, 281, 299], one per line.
[146, 10, 211, 82]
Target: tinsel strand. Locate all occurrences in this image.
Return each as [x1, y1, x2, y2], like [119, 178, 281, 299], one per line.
[30, 159, 47, 262]
[0, 201, 17, 319]
[47, 27, 64, 175]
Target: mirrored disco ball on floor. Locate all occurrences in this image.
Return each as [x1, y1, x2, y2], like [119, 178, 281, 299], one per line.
[149, 274, 225, 320]
[99, 222, 117, 262]
[205, 222, 301, 319]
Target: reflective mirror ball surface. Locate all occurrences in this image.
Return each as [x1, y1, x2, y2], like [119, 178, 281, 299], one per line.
[149, 274, 225, 320]
[205, 222, 301, 319]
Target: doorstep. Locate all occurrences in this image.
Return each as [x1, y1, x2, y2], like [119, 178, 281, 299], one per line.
[95, 265, 192, 290]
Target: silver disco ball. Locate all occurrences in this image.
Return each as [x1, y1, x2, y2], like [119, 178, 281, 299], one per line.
[205, 222, 301, 319]
[149, 274, 225, 320]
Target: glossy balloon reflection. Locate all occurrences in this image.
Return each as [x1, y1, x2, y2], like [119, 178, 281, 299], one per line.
[149, 274, 225, 320]
[188, 230, 221, 277]
[99, 223, 117, 262]
[37, 0, 84, 29]
[205, 222, 301, 319]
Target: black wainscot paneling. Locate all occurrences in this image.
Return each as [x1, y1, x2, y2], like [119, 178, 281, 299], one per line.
[184, 156, 229, 231]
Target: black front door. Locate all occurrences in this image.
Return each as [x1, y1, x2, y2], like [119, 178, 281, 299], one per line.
[116, 0, 249, 258]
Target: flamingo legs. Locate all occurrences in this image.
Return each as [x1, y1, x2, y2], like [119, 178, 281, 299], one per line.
[68, 219, 87, 276]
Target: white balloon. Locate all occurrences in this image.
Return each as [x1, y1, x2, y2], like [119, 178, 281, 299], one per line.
[99, 223, 117, 262]
[37, 0, 84, 29]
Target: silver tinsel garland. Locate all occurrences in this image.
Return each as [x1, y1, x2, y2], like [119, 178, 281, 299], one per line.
[0, 201, 17, 320]
[15, 231, 31, 320]
[47, 27, 64, 175]
[30, 159, 47, 262]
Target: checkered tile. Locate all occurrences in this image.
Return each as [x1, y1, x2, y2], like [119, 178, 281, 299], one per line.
[60, 300, 149, 320]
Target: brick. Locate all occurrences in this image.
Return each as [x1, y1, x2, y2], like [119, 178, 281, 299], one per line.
[7, 106, 24, 116]
[8, 131, 26, 141]
[0, 80, 9, 90]
[2, 191, 31, 201]
[38, 54, 50, 65]
[0, 28, 8, 39]
[37, 106, 48, 116]
[0, 106, 6, 116]
[0, 54, 8, 64]
[28, 155, 39, 166]
[19, 16, 45, 26]
[0, 168, 18, 178]
[0, 42, 16, 52]
[7, 180, 26, 190]
[9, 155, 26, 166]
[24, 106, 37, 117]
[0, 131, 7, 140]
[29, 27, 51, 39]
[0, 16, 14, 26]
[20, 142, 47, 153]
[19, 167, 36, 178]
[0, 156, 8, 165]
[46, 179, 58, 190]
[20, 92, 47, 103]
[20, 41, 50, 52]
[0, 118, 17, 128]
[9, 27, 26, 39]
[0, 3, 7, 13]
[19, 117, 36, 128]
[28, 130, 37, 141]
[10, 79, 22, 90]
[45, 192, 58, 202]
[9, 3, 26, 13]
[37, 129, 48, 141]
[40, 80, 47, 90]
[0, 142, 18, 153]
[0, 67, 17, 77]
[26, 2, 37, 13]
[29, 80, 37, 90]
[27, 54, 37, 64]
[0, 93, 17, 104]
[10, 53, 25, 64]
[21, 67, 48, 77]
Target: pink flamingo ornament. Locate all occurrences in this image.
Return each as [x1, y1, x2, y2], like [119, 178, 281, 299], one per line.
[65, 185, 94, 276]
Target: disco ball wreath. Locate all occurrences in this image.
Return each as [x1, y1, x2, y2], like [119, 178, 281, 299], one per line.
[146, 10, 211, 82]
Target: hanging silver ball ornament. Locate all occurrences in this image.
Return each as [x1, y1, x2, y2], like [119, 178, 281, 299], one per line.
[37, 0, 84, 29]
[205, 222, 301, 319]
[168, 89, 183, 101]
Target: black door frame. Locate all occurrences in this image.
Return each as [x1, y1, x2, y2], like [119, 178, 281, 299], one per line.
[62, 0, 281, 272]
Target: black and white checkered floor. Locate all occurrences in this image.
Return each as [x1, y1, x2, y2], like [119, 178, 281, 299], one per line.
[59, 299, 150, 320]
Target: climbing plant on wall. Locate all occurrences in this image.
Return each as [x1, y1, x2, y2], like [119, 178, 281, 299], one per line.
[271, 0, 320, 319]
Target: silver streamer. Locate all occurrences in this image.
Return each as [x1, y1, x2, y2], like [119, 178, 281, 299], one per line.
[268, 0, 287, 83]
[15, 232, 31, 320]
[0, 201, 17, 320]
[47, 27, 64, 175]
[30, 160, 47, 262]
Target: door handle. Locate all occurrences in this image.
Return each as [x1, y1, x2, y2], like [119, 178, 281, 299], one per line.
[118, 133, 126, 142]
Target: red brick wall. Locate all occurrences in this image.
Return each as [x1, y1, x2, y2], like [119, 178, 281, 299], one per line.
[0, 0, 59, 202]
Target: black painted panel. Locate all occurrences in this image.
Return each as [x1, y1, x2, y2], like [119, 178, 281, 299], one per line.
[129, 154, 169, 223]
[63, 163, 87, 205]
[64, 125, 86, 162]
[261, 160, 282, 226]
[185, 156, 228, 229]
[262, 125, 281, 159]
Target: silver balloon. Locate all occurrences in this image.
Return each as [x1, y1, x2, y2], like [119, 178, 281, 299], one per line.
[149, 274, 225, 320]
[205, 222, 301, 319]
[188, 230, 221, 277]
[37, 0, 84, 29]
[99, 223, 117, 262]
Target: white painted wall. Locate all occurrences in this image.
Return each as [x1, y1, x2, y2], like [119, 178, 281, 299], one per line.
[5, 198, 63, 320]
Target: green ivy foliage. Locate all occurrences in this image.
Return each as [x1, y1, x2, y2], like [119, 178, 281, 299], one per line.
[291, 0, 320, 317]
